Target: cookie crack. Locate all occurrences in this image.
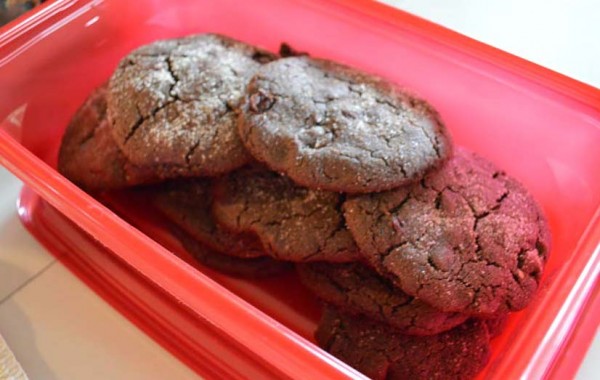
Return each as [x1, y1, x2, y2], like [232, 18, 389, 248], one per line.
[123, 103, 145, 143]
[244, 197, 333, 260]
[124, 98, 194, 144]
[126, 52, 216, 146]
[165, 55, 181, 99]
[321, 195, 355, 256]
[390, 297, 417, 316]
[380, 241, 409, 261]
[184, 140, 201, 164]
[368, 149, 390, 168]
[347, 85, 363, 97]
[185, 104, 230, 165]
[123, 57, 181, 144]
[406, 117, 440, 158]
[388, 193, 411, 220]
[492, 190, 509, 210]
[78, 130, 97, 147]
[379, 135, 410, 178]
[372, 95, 396, 109]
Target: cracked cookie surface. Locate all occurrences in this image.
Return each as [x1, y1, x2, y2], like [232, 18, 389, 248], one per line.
[238, 56, 452, 193]
[212, 166, 361, 262]
[297, 262, 468, 335]
[107, 34, 275, 178]
[58, 84, 156, 191]
[150, 179, 266, 259]
[172, 225, 292, 278]
[315, 307, 490, 380]
[344, 148, 551, 315]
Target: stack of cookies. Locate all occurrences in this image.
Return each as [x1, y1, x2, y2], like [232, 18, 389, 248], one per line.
[58, 34, 551, 380]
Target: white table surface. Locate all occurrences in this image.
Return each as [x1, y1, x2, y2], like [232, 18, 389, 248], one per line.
[0, 1, 598, 379]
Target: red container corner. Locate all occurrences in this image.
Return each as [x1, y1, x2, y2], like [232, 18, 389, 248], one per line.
[1, 0, 599, 379]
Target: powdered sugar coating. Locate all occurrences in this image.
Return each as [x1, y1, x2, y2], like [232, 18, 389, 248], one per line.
[107, 34, 275, 178]
[238, 56, 452, 193]
[344, 148, 551, 315]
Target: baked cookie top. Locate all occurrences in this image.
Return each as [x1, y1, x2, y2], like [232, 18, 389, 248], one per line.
[315, 307, 491, 380]
[212, 166, 361, 262]
[238, 56, 452, 193]
[107, 34, 275, 178]
[297, 262, 468, 335]
[344, 148, 551, 315]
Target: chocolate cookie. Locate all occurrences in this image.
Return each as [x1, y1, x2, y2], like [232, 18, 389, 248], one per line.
[297, 262, 468, 335]
[344, 147, 551, 315]
[315, 307, 491, 380]
[107, 34, 276, 179]
[172, 226, 291, 278]
[58, 84, 155, 191]
[483, 313, 509, 338]
[238, 56, 452, 193]
[212, 167, 361, 262]
[151, 179, 265, 259]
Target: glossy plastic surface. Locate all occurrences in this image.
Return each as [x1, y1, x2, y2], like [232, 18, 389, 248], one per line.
[0, 0, 599, 379]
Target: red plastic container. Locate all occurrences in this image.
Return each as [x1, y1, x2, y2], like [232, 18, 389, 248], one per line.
[1, 0, 599, 379]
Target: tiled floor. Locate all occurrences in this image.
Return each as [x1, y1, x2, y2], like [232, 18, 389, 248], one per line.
[0, 1, 598, 379]
[0, 333, 27, 379]
[0, 175, 53, 304]
[0, 168, 199, 380]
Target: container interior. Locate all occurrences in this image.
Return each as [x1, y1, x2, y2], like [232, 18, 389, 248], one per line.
[0, 0, 599, 378]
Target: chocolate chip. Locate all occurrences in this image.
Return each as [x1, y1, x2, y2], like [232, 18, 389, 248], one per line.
[249, 90, 275, 113]
[251, 50, 276, 64]
[279, 42, 309, 58]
